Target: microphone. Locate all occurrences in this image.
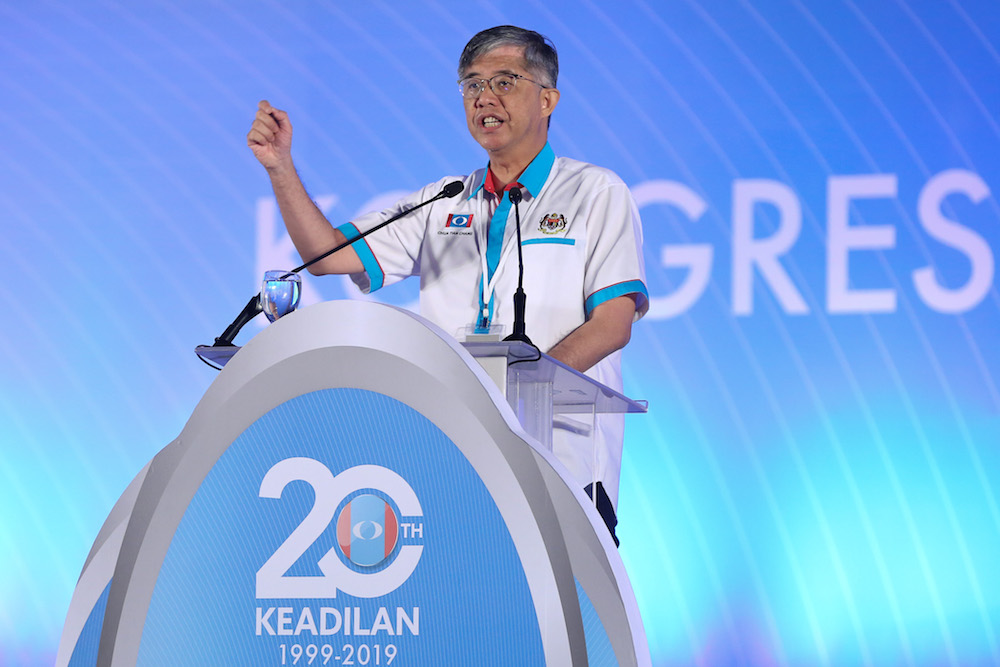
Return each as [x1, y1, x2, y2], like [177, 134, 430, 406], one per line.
[503, 187, 534, 347]
[205, 180, 464, 350]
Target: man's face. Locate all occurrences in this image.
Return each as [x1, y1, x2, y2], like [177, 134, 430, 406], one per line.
[462, 45, 559, 164]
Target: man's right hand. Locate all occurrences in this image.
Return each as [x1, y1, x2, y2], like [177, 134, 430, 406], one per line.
[247, 100, 293, 172]
[245, 99, 364, 276]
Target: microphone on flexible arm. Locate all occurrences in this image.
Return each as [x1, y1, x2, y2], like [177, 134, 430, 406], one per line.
[201, 180, 465, 357]
[502, 187, 535, 348]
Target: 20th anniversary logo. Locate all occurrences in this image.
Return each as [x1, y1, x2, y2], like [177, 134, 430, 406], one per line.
[254, 459, 423, 658]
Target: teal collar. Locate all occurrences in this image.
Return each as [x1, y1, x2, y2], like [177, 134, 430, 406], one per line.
[468, 142, 556, 200]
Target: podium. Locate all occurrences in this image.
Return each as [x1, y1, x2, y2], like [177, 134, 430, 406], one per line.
[58, 301, 649, 666]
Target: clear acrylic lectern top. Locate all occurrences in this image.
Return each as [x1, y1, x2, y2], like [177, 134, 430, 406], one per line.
[462, 340, 647, 451]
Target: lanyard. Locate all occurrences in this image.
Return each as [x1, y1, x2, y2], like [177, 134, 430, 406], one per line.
[474, 191, 524, 331]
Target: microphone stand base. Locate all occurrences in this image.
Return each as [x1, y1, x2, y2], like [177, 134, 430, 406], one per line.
[195, 344, 241, 370]
[502, 333, 535, 346]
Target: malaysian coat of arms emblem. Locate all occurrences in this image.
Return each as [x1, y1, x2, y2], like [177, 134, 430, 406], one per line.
[538, 212, 567, 234]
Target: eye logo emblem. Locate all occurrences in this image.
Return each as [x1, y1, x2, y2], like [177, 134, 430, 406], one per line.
[353, 520, 384, 540]
[337, 494, 399, 567]
[446, 213, 473, 228]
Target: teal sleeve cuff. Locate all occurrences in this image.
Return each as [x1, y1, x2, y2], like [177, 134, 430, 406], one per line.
[337, 222, 384, 292]
[585, 280, 649, 317]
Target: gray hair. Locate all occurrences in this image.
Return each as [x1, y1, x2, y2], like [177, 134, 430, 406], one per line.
[458, 25, 558, 88]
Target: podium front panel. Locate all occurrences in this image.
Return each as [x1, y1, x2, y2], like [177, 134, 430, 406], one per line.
[137, 388, 544, 665]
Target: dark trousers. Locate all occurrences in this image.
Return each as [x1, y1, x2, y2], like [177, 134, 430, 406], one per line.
[584, 481, 619, 548]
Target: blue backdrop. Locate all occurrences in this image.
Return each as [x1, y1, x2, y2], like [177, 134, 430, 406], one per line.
[2, 1, 998, 665]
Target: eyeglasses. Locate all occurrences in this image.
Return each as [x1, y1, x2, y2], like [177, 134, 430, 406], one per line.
[457, 73, 547, 99]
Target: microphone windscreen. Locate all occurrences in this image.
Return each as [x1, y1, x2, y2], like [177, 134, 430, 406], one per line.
[508, 187, 523, 204]
[442, 181, 464, 198]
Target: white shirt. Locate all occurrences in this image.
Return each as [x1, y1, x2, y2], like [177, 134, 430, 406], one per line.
[339, 143, 647, 508]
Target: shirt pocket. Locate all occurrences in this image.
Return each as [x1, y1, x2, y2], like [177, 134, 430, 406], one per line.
[521, 237, 576, 247]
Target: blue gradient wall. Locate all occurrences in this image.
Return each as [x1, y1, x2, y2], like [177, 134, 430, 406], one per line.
[1, 1, 997, 665]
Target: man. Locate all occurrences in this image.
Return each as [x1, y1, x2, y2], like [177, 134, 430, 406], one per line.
[247, 25, 647, 545]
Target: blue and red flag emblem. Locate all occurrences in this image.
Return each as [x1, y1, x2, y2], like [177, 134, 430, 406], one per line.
[337, 494, 399, 567]
[446, 213, 473, 228]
